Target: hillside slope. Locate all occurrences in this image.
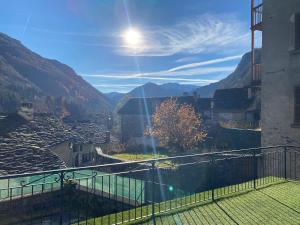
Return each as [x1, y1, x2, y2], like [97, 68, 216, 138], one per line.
[196, 50, 261, 97]
[0, 32, 110, 116]
[127, 82, 197, 98]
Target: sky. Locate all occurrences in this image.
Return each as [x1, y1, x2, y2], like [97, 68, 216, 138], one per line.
[0, 0, 256, 93]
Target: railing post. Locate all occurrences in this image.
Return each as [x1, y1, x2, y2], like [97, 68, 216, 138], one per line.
[151, 161, 156, 225]
[284, 146, 287, 180]
[59, 171, 64, 225]
[253, 149, 257, 189]
[210, 154, 215, 201]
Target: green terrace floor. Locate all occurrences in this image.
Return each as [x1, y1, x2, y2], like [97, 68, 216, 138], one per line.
[87, 181, 300, 225]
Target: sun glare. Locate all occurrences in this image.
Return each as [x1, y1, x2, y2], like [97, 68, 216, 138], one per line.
[123, 28, 142, 47]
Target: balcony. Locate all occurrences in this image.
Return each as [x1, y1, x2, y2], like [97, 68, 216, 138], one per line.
[252, 3, 263, 31]
[0, 146, 299, 224]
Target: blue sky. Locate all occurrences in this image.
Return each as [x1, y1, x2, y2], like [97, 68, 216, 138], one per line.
[0, 0, 255, 93]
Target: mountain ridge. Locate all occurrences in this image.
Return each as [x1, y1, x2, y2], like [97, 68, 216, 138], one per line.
[196, 49, 261, 97]
[0, 32, 111, 116]
[109, 50, 261, 104]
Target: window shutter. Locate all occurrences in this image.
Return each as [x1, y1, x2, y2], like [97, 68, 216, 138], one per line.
[295, 87, 300, 124]
[295, 13, 300, 50]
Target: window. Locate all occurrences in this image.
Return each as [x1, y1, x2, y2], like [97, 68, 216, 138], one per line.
[295, 13, 300, 50]
[295, 87, 300, 124]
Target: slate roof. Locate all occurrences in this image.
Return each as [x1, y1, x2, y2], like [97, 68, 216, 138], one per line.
[213, 88, 251, 112]
[118, 96, 197, 115]
[0, 114, 108, 175]
[196, 98, 212, 111]
[68, 122, 107, 145]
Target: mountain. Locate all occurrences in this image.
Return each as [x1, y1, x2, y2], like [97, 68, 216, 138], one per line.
[127, 82, 198, 98]
[119, 50, 260, 101]
[196, 50, 261, 97]
[105, 92, 125, 107]
[0, 32, 111, 116]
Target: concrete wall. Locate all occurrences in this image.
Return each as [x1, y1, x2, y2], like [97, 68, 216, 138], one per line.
[73, 143, 96, 167]
[51, 142, 97, 167]
[261, 0, 300, 146]
[214, 111, 245, 122]
[204, 125, 261, 149]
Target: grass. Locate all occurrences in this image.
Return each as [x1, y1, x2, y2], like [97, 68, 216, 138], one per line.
[112, 153, 172, 168]
[81, 178, 300, 225]
[112, 153, 168, 161]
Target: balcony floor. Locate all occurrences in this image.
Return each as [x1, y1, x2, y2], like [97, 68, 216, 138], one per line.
[136, 181, 300, 225]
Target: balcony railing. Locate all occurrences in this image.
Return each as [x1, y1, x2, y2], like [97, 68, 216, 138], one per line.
[0, 146, 299, 225]
[252, 63, 262, 85]
[252, 3, 263, 31]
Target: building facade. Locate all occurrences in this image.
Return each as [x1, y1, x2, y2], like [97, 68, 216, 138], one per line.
[118, 96, 206, 147]
[261, 0, 300, 146]
[213, 87, 259, 127]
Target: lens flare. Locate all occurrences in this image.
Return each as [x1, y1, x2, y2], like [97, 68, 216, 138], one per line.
[123, 28, 142, 47]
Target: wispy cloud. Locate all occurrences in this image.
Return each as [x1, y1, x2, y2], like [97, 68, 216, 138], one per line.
[82, 53, 239, 87]
[22, 15, 31, 36]
[169, 54, 243, 72]
[117, 14, 249, 56]
[82, 66, 234, 80]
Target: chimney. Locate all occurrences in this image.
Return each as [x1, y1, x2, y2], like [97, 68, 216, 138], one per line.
[18, 102, 34, 120]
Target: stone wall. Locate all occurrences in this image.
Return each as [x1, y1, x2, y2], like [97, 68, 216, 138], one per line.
[204, 126, 261, 150]
[214, 111, 245, 122]
[261, 0, 300, 146]
[121, 114, 149, 143]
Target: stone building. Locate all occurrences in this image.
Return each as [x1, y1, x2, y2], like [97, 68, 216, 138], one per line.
[196, 98, 213, 121]
[0, 113, 111, 175]
[261, 0, 300, 146]
[67, 121, 110, 166]
[118, 96, 208, 146]
[118, 90, 263, 147]
[213, 87, 260, 126]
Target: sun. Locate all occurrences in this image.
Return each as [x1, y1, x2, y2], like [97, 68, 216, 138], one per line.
[123, 28, 142, 47]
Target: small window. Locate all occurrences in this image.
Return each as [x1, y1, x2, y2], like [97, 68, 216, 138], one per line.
[295, 87, 300, 124]
[295, 13, 300, 50]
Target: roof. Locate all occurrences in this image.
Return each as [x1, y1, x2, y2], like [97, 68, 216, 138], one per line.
[68, 122, 107, 145]
[118, 96, 197, 115]
[0, 114, 69, 175]
[196, 98, 212, 111]
[0, 114, 108, 175]
[213, 88, 251, 111]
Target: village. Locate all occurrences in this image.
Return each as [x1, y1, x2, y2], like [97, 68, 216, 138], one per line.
[0, 0, 299, 224]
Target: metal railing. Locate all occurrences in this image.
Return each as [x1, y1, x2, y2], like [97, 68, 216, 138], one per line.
[253, 63, 262, 82]
[0, 145, 299, 225]
[253, 3, 263, 30]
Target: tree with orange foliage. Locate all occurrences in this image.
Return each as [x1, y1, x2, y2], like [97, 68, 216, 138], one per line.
[145, 99, 207, 152]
